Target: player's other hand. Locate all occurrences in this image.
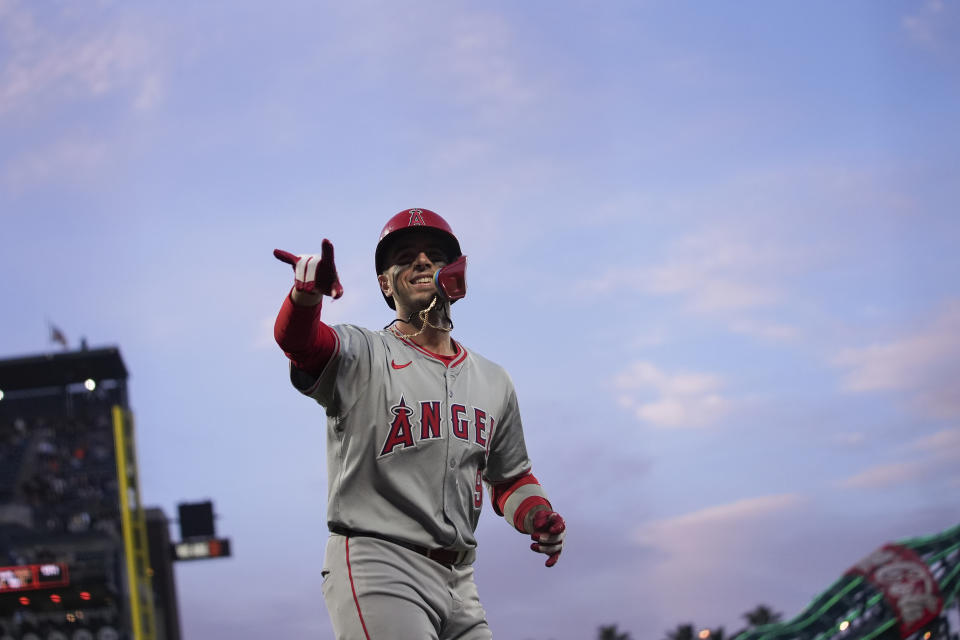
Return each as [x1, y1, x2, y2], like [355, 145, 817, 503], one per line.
[273, 240, 344, 299]
[530, 510, 565, 568]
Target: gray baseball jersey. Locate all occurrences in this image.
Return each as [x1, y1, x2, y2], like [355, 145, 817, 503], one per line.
[291, 324, 533, 553]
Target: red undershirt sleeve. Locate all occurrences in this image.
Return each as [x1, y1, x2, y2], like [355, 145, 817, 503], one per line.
[274, 290, 338, 376]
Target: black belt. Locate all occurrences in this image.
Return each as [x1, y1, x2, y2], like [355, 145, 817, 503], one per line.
[330, 525, 466, 568]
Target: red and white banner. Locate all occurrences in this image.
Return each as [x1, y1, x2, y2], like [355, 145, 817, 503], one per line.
[846, 544, 942, 638]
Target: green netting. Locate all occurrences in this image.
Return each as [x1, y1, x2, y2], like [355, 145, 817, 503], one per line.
[899, 521, 960, 549]
[753, 577, 864, 640]
[858, 619, 896, 640]
[732, 519, 960, 640]
[939, 559, 960, 596]
[929, 541, 960, 565]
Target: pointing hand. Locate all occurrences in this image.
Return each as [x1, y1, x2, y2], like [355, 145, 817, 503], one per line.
[274, 239, 343, 299]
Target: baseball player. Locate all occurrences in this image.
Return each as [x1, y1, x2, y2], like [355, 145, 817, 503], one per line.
[272, 208, 565, 639]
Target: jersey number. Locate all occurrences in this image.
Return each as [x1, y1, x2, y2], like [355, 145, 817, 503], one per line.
[473, 469, 483, 509]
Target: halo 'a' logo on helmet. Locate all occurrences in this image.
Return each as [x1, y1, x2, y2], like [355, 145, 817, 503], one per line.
[408, 209, 426, 226]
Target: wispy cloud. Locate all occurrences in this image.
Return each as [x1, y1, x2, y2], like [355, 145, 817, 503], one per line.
[632, 494, 810, 618]
[578, 229, 801, 316]
[912, 428, 960, 460]
[833, 302, 960, 418]
[0, 1, 160, 117]
[839, 427, 960, 490]
[615, 360, 730, 428]
[2, 137, 107, 189]
[329, 4, 542, 123]
[635, 494, 807, 544]
[902, 0, 953, 49]
[841, 461, 930, 489]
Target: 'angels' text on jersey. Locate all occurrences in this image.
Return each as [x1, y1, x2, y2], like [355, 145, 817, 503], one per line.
[291, 323, 533, 552]
[379, 395, 493, 457]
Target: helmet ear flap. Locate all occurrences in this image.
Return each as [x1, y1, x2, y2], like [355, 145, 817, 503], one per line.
[434, 256, 467, 302]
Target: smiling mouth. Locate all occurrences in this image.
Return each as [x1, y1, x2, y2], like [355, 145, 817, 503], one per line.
[411, 275, 434, 286]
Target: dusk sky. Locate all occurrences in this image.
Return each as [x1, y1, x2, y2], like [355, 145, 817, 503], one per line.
[2, 1, 959, 638]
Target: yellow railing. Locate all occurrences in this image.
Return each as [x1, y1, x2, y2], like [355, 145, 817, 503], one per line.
[112, 406, 157, 640]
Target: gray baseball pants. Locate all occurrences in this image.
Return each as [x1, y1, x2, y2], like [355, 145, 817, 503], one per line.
[322, 533, 492, 640]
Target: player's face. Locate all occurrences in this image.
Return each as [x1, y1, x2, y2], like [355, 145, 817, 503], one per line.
[380, 234, 450, 311]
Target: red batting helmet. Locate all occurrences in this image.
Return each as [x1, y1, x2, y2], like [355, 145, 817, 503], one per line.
[375, 208, 462, 309]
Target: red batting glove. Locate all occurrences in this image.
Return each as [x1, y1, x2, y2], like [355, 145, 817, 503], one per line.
[530, 510, 565, 568]
[273, 239, 343, 299]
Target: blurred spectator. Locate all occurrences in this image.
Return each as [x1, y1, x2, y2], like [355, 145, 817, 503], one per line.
[2, 411, 119, 537]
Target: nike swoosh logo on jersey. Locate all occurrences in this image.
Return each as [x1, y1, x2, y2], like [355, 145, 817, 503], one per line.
[391, 360, 412, 369]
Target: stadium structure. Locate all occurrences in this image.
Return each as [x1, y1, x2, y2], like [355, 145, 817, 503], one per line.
[733, 521, 960, 640]
[0, 347, 181, 640]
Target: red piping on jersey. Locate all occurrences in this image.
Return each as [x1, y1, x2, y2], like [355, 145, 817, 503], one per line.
[346, 538, 372, 640]
[391, 331, 467, 368]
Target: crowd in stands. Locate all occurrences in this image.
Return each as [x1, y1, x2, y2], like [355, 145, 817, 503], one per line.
[1, 409, 120, 539]
[1, 406, 126, 639]
[0, 419, 30, 502]
[1, 609, 124, 640]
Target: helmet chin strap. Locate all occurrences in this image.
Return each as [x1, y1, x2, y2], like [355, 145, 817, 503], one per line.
[389, 295, 453, 340]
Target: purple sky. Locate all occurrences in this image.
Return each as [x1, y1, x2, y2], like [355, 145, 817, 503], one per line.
[2, 1, 959, 638]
